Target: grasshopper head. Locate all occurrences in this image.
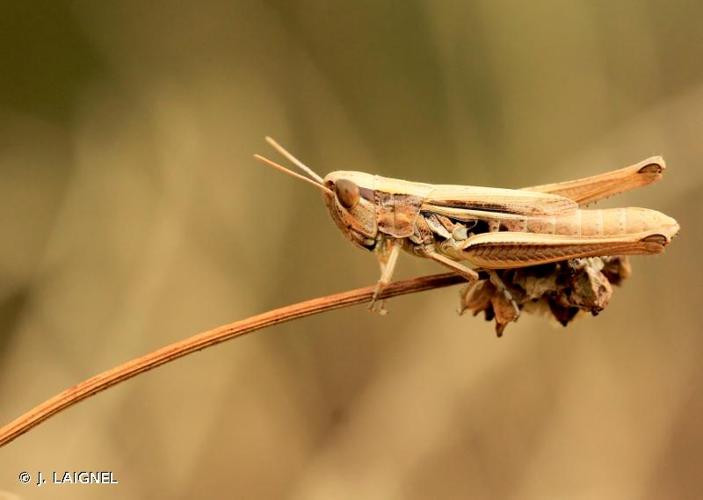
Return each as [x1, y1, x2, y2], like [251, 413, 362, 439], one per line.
[255, 138, 379, 250]
[323, 171, 378, 250]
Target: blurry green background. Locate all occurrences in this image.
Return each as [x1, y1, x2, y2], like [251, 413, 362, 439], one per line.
[1, 1, 702, 499]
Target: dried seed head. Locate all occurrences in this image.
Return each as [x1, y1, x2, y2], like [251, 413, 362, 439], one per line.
[460, 256, 632, 336]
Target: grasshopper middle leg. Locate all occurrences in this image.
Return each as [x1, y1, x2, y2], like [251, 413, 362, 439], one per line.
[417, 246, 479, 282]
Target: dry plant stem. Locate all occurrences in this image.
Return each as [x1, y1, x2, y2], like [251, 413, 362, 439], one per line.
[0, 272, 464, 448]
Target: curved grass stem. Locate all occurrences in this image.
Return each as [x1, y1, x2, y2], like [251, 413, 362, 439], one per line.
[0, 272, 464, 448]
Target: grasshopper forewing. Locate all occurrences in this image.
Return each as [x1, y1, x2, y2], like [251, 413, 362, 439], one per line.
[254, 139, 679, 315]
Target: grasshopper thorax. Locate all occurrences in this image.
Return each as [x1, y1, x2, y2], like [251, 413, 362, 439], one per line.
[323, 171, 378, 250]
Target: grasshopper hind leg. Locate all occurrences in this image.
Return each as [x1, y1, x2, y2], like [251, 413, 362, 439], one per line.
[487, 270, 521, 319]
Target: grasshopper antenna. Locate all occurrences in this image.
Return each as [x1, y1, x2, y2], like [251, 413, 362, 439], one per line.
[265, 136, 325, 184]
[253, 154, 334, 196]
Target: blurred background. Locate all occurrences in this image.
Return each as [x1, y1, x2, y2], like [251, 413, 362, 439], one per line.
[1, 1, 702, 498]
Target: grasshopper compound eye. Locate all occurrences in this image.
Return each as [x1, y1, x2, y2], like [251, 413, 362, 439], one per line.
[335, 179, 360, 209]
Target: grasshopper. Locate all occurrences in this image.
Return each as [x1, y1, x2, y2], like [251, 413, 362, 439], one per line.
[254, 137, 679, 317]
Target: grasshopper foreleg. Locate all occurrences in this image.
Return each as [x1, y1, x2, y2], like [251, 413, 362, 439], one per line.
[370, 238, 402, 314]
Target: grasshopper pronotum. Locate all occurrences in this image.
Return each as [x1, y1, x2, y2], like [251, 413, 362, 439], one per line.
[254, 138, 679, 318]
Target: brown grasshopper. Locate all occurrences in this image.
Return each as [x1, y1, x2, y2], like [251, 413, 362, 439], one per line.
[254, 137, 679, 318]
